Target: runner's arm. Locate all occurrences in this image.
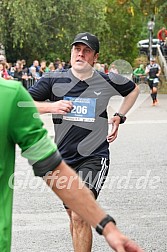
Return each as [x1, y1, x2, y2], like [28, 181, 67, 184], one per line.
[34, 100, 73, 114]
[107, 85, 139, 143]
[115, 84, 139, 116]
[156, 67, 161, 77]
[45, 160, 144, 252]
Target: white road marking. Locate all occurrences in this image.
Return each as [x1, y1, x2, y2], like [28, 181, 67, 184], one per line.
[126, 120, 167, 124]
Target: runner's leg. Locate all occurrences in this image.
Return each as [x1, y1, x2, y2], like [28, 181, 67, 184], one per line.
[65, 157, 109, 252]
[67, 205, 93, 252]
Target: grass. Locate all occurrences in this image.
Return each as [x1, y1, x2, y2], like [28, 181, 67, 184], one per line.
[159, 77, 167, 94]
[159, 84, 167, 94]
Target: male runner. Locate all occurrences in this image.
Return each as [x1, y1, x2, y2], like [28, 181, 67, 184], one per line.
[29, 32, 140, 252]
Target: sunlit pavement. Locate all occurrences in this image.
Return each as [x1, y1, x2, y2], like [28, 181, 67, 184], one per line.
[12, 94, 167, 252]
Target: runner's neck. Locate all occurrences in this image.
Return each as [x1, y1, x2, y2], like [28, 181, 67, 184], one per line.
[71, 68, 94, 81]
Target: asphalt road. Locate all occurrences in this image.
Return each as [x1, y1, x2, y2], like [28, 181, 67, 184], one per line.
[12, 93, 167, 252]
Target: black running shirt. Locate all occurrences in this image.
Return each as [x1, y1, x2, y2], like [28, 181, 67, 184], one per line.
[29, 69, 136, 165]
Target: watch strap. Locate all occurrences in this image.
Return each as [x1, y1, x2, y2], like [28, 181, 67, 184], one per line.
[95, 215, 116, 235]
[113, 112, 126, 124]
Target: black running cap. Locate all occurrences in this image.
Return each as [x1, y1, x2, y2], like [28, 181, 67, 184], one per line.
[71, 32, 99, 53]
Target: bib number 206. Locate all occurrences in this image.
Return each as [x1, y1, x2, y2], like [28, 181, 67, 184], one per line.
[71, 105, 87, 115]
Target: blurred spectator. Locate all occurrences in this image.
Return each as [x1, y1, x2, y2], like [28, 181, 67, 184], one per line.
[29, 60, 40, 78]
[14, 61, 31, 88]
[39, 60, 49, 77]
[8, 63, 15, 77]
[163, 38, 167, 56]
[94, 62, 104, 72]
[109, 64, 119, 74]
[157, 27, 167, 42]
[30, 66, 40, 81]
[0, 62, 4, 77]
[54, 58, 61, 69]
[0, 55, 6, 62]
[14, 61, 24, 81]
[21, 59, 29, 75]
[55, 62, 65, 72]
[133, 64, 146, 83]
[48, 62, 56, 71]
[61, 61, 67, 69]
[0, 61, 12, 80]
[63, 60, 71, 69]
[104, 63, 109, 74]
[160, 37, 167, 56]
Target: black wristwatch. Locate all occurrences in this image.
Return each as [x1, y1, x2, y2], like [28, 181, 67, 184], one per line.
[113, 112, 126, 124]
[95, 215, 116, 235]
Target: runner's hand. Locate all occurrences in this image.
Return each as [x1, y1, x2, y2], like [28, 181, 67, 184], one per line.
[104, 225, 144, 252]
[107, 116, 120, 143]
[50, 100, 73, 114]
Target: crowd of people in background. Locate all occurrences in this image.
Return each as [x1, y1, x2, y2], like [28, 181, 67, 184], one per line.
[0, 26, 167, 87]
[0, 55, 164, 84]
[0, 55, 122, 89]
[0, 57, 72, 89]
[1, 26, 166, 92]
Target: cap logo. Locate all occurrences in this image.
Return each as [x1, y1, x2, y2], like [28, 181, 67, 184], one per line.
[81, 36, 88, 40]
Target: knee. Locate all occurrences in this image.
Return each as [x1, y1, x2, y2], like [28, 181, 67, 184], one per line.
[153, 87, 157, 93]
[71, 212, 88, 229]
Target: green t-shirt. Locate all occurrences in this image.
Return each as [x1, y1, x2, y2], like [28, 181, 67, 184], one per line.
[133, 67, 145, 76]
[0, 79, 59, 252]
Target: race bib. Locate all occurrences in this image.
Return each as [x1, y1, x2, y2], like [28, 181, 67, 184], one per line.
[63, 96, 96, 122]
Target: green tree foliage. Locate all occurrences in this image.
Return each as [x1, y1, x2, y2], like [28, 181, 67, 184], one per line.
[156, 1, 167, 24]
[0, 0, 166, 65]
[0, 0, 106, 64]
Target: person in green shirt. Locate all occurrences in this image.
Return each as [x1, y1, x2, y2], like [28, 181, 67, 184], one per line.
[0, 78, 144, 252]
[133, 64, 146, 83]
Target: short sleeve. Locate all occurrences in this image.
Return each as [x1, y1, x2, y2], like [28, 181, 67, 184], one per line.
[9, 85, 62, 175]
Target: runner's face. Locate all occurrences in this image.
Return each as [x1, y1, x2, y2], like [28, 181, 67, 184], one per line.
[71, 43, 98, 72]
[150, 60, 155, 65]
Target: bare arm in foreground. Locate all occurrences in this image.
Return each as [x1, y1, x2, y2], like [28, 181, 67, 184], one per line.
[45, 160, 144, 252]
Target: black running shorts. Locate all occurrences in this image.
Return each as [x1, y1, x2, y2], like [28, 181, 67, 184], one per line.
[148, 78, 159, 89]
[64, 157, 109, 209]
